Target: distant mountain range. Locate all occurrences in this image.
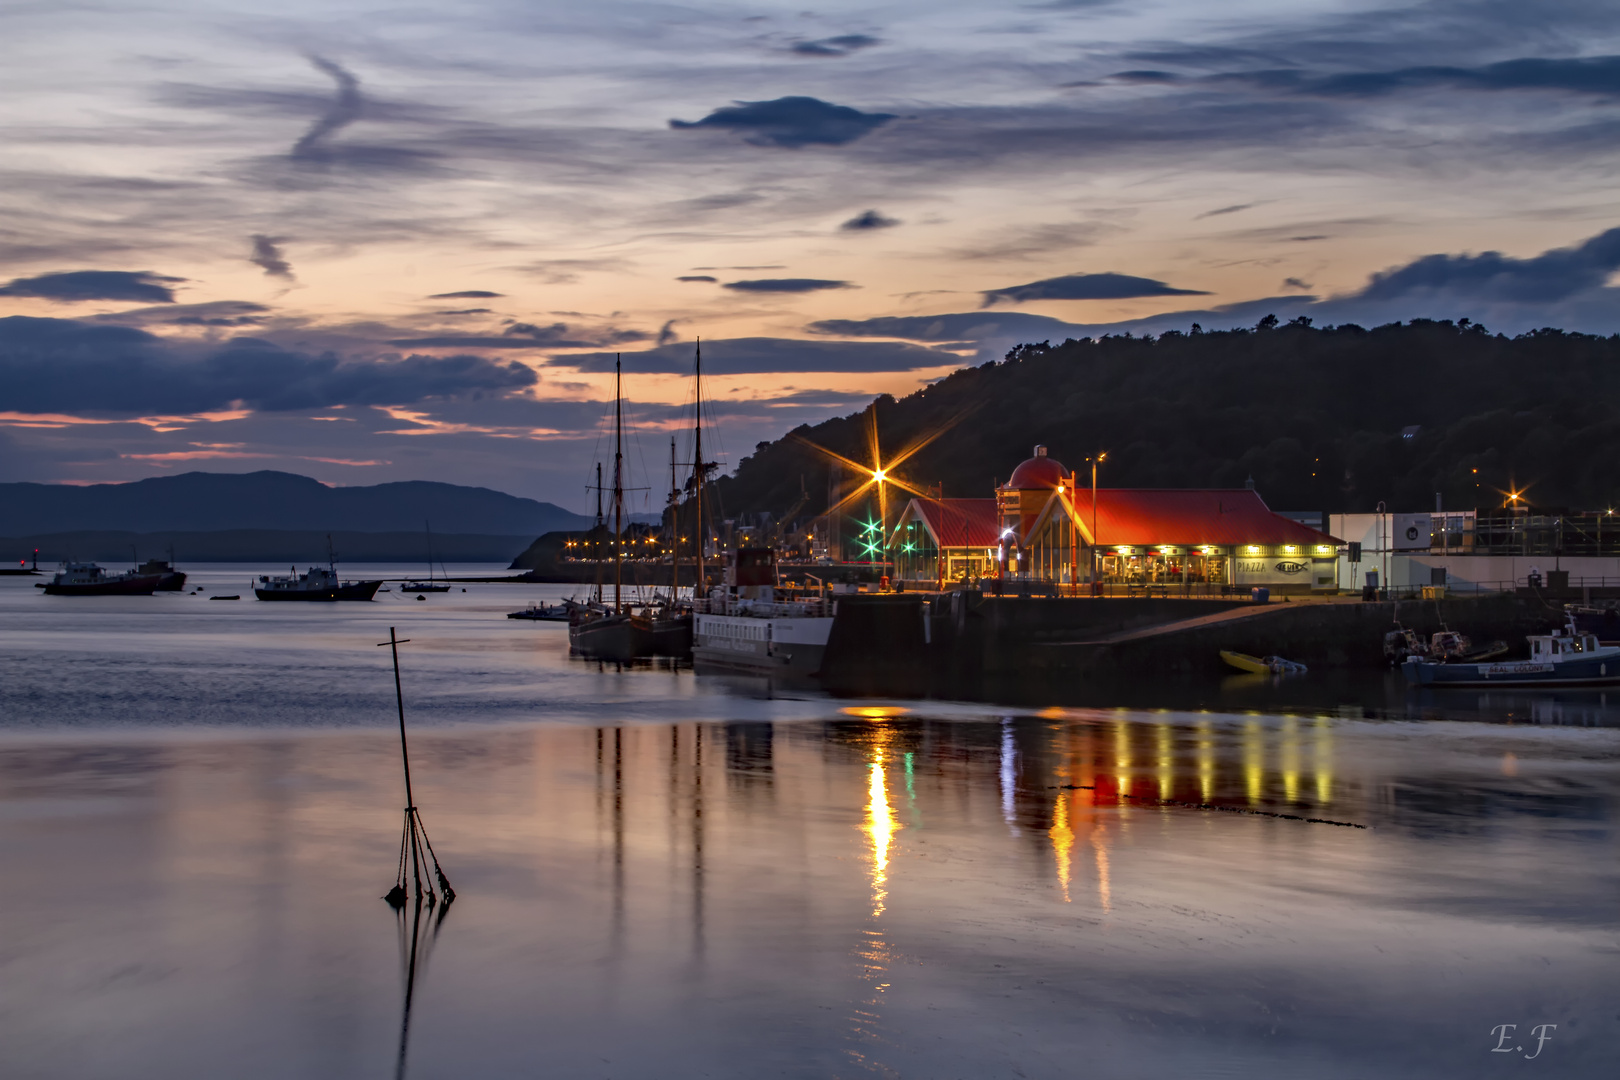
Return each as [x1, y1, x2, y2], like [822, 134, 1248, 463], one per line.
[0, 471, 594, 536]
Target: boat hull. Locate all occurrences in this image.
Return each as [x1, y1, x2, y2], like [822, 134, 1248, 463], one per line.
[1403, 654, 1620, 687]
[43, 575, 162, 596]
[569, 613, 655, 660]
[650, 613, 693, 657]
[254, 580, 382, 601]
[1219, 650, 1270, 675]
[691, 613, 833, 675]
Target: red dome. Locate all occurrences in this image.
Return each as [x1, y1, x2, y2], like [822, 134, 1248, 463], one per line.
[1006, 451, 1067, 490]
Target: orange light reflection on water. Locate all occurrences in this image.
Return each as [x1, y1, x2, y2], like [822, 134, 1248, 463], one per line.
[864, 750, 899, 917]
[1049, 792, 1074, 903]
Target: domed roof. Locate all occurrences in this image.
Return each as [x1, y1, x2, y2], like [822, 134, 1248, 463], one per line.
[1006, 446, 1067, 490]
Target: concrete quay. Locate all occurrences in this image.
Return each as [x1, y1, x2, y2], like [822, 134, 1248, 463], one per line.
[818, 590, 1569, 697]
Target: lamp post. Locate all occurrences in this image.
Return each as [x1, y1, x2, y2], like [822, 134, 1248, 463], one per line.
[1090, 453, 1106, 595]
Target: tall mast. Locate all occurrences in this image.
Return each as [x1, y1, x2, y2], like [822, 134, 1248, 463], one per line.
[670, 436, 680, 599]
[613, 355, 624, 614]
[692, 339, 704, 595]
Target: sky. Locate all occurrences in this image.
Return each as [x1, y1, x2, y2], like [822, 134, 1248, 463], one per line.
[5, 0, 1620, 513]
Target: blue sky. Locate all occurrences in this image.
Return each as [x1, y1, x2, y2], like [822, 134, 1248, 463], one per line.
[4, 0, 1620, 510]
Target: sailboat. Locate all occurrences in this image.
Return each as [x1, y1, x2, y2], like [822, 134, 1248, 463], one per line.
[646, 341, 707, 658]
[568, 356, 655, 660]
[401, 521, 451, 593]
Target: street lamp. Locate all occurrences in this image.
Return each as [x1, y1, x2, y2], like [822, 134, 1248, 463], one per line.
[1090, 452, 1107, 595]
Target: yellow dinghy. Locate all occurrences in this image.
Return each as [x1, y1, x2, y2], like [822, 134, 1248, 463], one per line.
[1221, 650, 1308, 675]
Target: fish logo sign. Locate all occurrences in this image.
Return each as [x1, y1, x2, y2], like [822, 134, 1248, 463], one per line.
[1274, 561, 1307, 574]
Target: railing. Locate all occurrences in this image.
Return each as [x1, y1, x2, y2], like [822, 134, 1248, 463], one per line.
[691, 596, 835, 618]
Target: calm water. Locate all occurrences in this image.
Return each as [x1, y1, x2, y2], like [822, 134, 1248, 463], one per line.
[2, 568, 1619, 1078]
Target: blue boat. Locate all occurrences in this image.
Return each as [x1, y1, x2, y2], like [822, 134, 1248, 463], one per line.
[1403, 616, 1620, 687]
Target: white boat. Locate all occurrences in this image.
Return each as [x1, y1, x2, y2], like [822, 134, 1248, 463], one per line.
[1403, 614, 1620, 687]
[691, 547, 835, 675]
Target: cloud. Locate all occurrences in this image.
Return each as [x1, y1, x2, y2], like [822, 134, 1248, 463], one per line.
[790, 34, 881, 58]
[1196, 203, 1256, 219]
[557, 337, 958, 375]
[249, 235, 293, 279]
[1352, 227, 1620, 303]
[385, 319, 648, 350]
[676, 275, 718, 283]
[1217, 55, 1620, 100]
[841, 209, 900, 231]
[0, 271, 185, 304]
[1109, 70, 1182, 84]
[981, 272, 1209, 306]
[657, 319, 679, 346]
[669, 96, 896, 148]
[90, 301, 271, 328]
[1282, 277, 1313, 291]
[292, 56, 363, 162]
[428, 290, 504, 299]
[0, 316, 537, 416]
[722, 278, 853, 293]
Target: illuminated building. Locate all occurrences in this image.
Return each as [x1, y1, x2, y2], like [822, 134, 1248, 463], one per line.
[890, 446, 1341, 592]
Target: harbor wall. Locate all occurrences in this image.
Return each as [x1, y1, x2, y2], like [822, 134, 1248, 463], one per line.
[819, 591, 1568, 698]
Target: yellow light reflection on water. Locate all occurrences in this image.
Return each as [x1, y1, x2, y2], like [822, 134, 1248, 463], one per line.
[1281, 716, 1300, 804]
[1314, 716, 1334, 803]
[1049, 792, 1074, 903]
[1244, 719, 1264, 805]
[1195, 718, 1214, 803]
[864, 751, 899, 917]
[1155, 722, 1173, 801]
[1113, 719, 1132, 798]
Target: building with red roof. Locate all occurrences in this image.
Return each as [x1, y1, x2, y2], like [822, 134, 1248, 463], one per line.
[890, 446, 1341, 592]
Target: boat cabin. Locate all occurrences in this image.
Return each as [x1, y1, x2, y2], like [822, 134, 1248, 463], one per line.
[1529, 629, 1605, 660]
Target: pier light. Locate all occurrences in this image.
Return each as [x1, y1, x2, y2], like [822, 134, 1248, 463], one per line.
[1246, 545, 1261, 554]
[1117, 546, 1133, 555]
[1314, 544, 1332, 555]
[1283, 545, 1297, 554]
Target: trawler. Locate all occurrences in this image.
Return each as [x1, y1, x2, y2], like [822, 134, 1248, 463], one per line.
[253, 540, 381, 601]
[42, 562, 163, 596]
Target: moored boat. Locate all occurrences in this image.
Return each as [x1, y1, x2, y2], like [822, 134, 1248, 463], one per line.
[136, 557, 187, 591]
[507, 601, 573, 621]
[1403, 615, 1620, 687]
[254, 564, 382, 601]
[42, 562, 163, 596]
[1220, 650, 1307, 675]
[692, 547, 835, 675]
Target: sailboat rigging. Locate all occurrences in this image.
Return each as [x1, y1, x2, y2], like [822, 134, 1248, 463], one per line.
[401, 521, 450, 593]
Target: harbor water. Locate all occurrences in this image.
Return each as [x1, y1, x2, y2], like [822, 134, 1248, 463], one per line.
[2, 568, 1618, 1078]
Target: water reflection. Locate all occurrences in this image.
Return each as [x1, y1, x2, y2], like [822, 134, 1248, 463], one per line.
[2, 709, 1618, 1078]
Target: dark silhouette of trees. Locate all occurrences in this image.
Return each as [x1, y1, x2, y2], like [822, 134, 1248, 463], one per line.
[712, 318, 1620, 521]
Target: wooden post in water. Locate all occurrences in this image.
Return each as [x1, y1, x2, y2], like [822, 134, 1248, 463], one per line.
[380, 627, 455, 909]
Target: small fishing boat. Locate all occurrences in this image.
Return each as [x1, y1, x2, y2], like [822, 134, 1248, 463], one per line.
[1404, 615, 1620, 687]
[210, 594, 241, 600]
[1220, 650, 1307, 675]
[507, 601, 573, 621]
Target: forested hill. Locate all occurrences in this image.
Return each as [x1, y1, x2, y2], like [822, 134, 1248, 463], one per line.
[711, 318, 1620, 520]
